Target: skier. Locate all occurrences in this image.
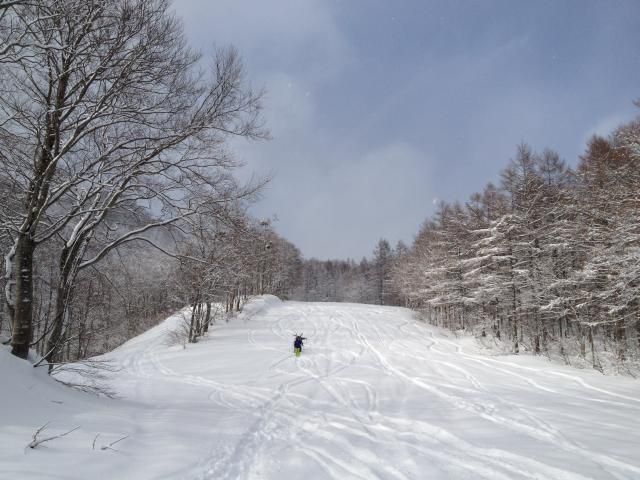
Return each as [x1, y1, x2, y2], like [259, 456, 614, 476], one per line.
[293, 334, 307, 357]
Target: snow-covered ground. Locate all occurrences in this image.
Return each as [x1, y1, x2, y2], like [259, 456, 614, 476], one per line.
[2, 296, 640, 479]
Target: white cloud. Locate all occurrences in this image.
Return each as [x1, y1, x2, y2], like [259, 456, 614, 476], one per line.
[169, 1, 640, 260]
[175, 0, 352, 83]
[282, 142, 434, 259]
[582, 114, 628, 144]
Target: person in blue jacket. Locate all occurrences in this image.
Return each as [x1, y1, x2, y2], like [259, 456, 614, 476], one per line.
[293, 334, 306, 357]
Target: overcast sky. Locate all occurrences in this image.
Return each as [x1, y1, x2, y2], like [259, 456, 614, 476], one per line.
[174, 0, 640, 260]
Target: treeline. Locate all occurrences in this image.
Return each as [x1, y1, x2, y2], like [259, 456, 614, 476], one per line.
[174, 215, 303, 345]
[0, 211, 303, 363]
[292, 239, 404, 305]
[390, 119, 640, 370]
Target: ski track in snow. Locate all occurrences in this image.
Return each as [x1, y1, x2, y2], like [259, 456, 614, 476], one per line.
[6, 298, 640, 480]
[121, 301, 640, 479]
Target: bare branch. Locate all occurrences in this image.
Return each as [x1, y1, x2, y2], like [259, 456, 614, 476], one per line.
[28, 423, 80, 449]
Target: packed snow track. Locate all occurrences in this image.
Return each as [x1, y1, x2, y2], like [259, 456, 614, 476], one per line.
[2, 296, 640, 480]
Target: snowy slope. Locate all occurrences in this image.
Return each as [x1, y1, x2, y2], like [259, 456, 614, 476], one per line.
[2, 296, 640, 479]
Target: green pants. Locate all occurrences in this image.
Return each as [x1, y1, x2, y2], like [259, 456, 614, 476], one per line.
[294, 347, 301, 357]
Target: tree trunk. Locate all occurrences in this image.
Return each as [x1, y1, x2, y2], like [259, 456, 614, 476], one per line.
[588, 326, 597, 369]
[75, 279, 93, 361]
[4, 242, 17, 335]
[39, 274, 55, 355]
[188, 302, 196, 343]
[615, 320, 626, 362]
[11, 234, 35, 359]
[46, 281, 70, 370]
[202, 302, 211, 334]
[511, 288, 518, 354]
[46, 235, 91, 369]
[195, 303, 202, 337]
[559, 315, 565, 357]
[533, 310, 541, 354]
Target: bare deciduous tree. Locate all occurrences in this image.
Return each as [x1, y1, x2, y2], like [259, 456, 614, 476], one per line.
[0, 0, 265, 359]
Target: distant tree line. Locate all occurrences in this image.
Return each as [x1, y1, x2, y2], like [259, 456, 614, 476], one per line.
[291, 239, 405, 306]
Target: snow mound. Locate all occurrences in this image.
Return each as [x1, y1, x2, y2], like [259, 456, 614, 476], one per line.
[238, 295, 283, 319]
[0, 345, 71, 411]
[0, 345, 132, 478]
[110, 307, 189, 354]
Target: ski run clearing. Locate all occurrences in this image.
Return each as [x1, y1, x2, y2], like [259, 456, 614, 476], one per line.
[2, 296, 640, 480]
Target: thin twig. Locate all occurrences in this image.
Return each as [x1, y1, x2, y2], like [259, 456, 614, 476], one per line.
[101, 435, 129, 451]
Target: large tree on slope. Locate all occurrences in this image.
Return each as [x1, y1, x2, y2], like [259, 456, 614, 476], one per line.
[0, 0, 264, 359]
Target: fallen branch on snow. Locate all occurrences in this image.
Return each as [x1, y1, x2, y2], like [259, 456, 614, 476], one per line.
[28, 423, 80, 449]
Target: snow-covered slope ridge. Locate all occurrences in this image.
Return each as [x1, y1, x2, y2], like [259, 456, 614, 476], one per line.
[2, 296, 640, 479]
